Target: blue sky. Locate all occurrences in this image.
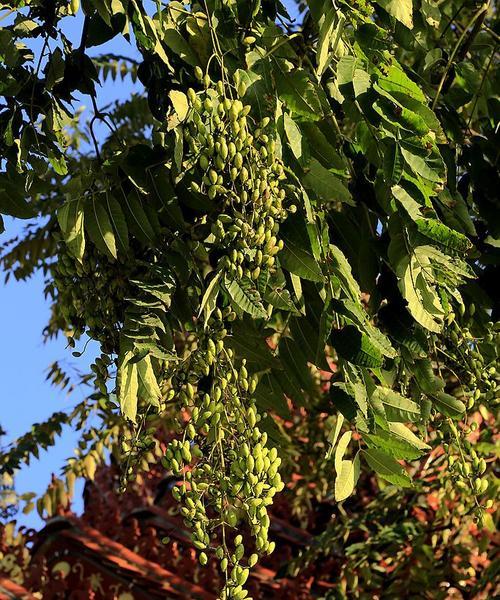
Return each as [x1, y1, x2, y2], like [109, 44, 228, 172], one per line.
[0, 11, 141, 529]
[1, 1, 300, 530]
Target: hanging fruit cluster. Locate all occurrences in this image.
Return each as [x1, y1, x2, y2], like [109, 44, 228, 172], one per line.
[161, 309, 284, 599]
[446, 320, 500, 409]
[185, 71, 288, 281]
[51, 243, 133, 353]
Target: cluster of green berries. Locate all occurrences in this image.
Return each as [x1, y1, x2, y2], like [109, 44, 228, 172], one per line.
[447, 446, 489, 496]
[119, 416, 162, 491]
[160, 318, 283, 599]
[448, 320, 499, 409]
[52, 245, 130, 353]
[184, 71, 289, 281]
[90, 354, 112, 395]
[441, 420, 493, 524]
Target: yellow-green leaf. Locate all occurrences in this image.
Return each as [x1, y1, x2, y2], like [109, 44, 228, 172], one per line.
[84, 195, 117, 259]
[58, 199, 85, 263]
[376, 0, 413, 29]
[169, 90, 190, 121]
[118, 350, 138, 423]
[335, 453, 360, 502]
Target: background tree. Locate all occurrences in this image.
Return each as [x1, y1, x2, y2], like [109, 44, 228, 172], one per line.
[0, 1, 498, 598]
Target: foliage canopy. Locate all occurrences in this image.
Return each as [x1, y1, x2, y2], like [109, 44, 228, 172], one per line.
[0, 0, 498, 598]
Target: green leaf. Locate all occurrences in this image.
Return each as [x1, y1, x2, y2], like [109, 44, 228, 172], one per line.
[105, 193, 129, 253]
[275, 66, 323, 120]
[279, 242, 323, 282]
[301, 122, 347, 171]
[173, 127, 183, 171]
[133, 342, 177, 362]
[388, 422, 430, 452]
[392, 184, 423, 221]
[363, 448, 412, 487]
[92, 0, 112, 26]
[48, 150, 68, 176]
[335, 453, 360, 502]
[353, 69, 371, 97]
[432, 391, 466, 419]
[303, 158, 353, 205]
[399, 255, 443, 333]
[421, 0, 441, 27]
[374, 97, 429, 136]
[331, 325, 384, 368]
[264, 282, 298, 313]
[283, 113, 304, 161]
[337, 56, 357, 86]
[279, 336, 316, 396]
[330, 381, 368, 419]
[163, 28, 199, 67]
[117, 350, 138, 423]
[254, 372, 289, 419]
[378, 65, 426, 103]
[121, 189, 156, 245]
[326, 414, 344, 460]
[316, 300, 335, 365]
[372, 387, 421, 423]
[226, 321, 279, 369]
[383, 140, 403, 185]
[330, 384, 357, 421]
[415, 219, 472, 252]
[199, 271, 222, 324]
[400, 147, 442, 183]
[137, 356, 161, 408]
[290, 313, 328, 370]
[169, 90, 190, 121]
[335, 430, 352, 474]
[413, 359, 444, 395]
[316, 7, 336, 78]
[0, 178, 36, 219]
[130, 280, 175, 304]
[84, 194, 117, 259]
[376, 0, 413, 29]
[225, 276, 267, 319]
[366, 423, 429, 460]
[280, 215, 324, 282]
[414, 245, 474, 280]
[329, 245, 361, 301]
[58, 199, 85, 263]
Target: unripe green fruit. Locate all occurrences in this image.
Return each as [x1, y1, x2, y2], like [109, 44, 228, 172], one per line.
[208, 169, 218, 185]
[234, 153, 243, 169]
[248, 553, 258, 567]
[194, 66, 204, 81]
[235, 543, 244, 561]
[199, 154, 210, 170]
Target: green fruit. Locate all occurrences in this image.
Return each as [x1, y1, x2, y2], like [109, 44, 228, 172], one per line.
[234, 153, 243, 169]
[248, 553, 258, 567]
[199, 154, 210, 171]
[194, 66, 204, 81]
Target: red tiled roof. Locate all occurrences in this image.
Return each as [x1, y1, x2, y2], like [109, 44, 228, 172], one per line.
[32, 517, 216, 599]
[0, 578, 37, 600]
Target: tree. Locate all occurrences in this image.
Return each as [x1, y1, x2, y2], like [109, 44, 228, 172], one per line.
[0, 1, 498, 598]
